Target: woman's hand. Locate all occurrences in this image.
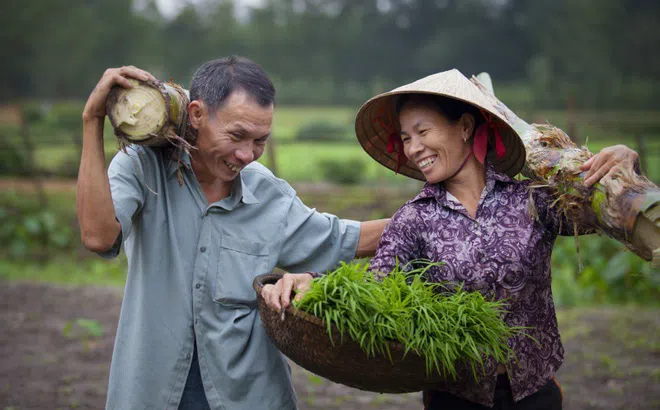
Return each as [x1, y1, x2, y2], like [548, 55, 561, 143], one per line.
[261, 273, 314, 312]
[580, 144, 640, 187]
[82, 66, 156, 123]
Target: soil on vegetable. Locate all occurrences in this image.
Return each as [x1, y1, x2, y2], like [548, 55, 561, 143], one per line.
[1, 281, 659, 410]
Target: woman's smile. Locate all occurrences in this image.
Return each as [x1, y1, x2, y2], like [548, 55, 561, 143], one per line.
[416, 155, 438, 171]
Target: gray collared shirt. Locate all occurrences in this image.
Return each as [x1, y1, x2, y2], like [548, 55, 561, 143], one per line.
[99, 146, 360, 410]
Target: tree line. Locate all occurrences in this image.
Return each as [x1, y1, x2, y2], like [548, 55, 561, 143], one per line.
[2, 0, 659, 109]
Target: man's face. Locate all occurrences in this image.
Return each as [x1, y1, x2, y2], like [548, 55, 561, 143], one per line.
[192, 89, 273, 182]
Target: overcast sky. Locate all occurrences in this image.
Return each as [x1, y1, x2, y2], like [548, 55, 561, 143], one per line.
[155, 0, 266, 19]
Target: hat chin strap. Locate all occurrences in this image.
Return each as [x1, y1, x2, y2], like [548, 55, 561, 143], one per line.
[446, 149, 474, 181]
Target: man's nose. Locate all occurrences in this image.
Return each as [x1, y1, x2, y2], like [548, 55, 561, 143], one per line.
[235, 144, 255, 163]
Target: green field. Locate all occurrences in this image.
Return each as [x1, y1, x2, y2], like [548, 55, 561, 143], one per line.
[3, 105, 660, 183]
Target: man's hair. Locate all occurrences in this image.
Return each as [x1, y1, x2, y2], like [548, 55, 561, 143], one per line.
[189, 56, 275, 113]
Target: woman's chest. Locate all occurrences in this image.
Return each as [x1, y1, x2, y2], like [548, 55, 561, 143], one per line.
[419, 203, 555, 296]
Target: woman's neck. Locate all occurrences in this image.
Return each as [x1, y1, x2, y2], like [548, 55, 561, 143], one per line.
[444, 156, 486, 218]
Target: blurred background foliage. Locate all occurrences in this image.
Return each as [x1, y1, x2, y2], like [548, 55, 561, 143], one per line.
[0, 0, 658, 306]
[1, 0, 659, 110]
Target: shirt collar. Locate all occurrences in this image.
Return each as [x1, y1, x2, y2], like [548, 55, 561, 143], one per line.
[166, 149, 193, 180]
[214, 173, 260, 210]
[166, 151, 259, 207]
[410, 162, 516, 207]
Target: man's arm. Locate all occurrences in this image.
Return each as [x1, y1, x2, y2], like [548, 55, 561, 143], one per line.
[356, 219, 390, 258]
[77, 117, 121, 252]
[77, 66, 155, 253]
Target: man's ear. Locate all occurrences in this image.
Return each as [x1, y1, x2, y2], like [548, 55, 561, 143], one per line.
[188, 100, 205, 130]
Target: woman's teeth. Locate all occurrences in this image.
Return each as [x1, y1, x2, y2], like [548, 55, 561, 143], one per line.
[417, 156, 437, 170]
[224, 160, 240, 172]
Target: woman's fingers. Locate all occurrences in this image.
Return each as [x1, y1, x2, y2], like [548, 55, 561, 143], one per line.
[579, 155, 596, 171]
[584, 160, 613, 187]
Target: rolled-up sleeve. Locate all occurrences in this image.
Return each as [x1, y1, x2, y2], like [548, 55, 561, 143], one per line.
[277, 195, 360, 273]
[97, 148, 147, 259]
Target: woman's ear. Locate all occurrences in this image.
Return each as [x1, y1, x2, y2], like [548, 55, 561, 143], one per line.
[188, 100, 205, 130]
[459, 113, 476, 142]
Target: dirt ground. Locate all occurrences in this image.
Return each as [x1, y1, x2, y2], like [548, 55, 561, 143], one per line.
[1, 281, 659, 410]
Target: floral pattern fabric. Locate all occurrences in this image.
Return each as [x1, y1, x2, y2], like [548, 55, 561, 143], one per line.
[369, 164, 591, 407]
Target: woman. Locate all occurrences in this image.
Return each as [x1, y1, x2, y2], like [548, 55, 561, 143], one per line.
[263, 69, 640, 409]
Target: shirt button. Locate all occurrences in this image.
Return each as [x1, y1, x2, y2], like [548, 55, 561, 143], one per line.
[195, 283, 201, 289]
[481, 256, 487, 263]
[200, 246, 206, 253]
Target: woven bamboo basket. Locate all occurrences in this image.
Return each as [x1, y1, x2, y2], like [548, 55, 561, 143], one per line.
[253, 273, 460, 393]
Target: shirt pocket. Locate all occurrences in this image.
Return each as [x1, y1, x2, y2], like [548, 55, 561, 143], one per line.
[214, 235, 270, 308]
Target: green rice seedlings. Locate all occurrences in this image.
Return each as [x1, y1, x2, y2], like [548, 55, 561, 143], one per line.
[292, 260, 524, 380]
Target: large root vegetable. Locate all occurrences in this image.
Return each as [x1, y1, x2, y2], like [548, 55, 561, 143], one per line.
[472, 73, 659, 267]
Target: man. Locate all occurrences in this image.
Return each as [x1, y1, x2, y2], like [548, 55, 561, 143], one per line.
[77, 56, 388, 410]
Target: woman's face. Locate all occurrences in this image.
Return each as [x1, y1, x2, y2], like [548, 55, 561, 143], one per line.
[399, 103, 473, 184]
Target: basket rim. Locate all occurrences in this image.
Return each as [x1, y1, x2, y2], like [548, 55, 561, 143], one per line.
[253, 272, 413, 354]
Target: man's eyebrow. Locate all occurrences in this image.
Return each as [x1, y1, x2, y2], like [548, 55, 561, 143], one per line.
[230, 125, 249, 135]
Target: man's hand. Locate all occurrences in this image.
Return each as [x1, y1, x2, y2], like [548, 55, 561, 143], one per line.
[581, 144, 640, 187]
[261, 273, 314, 312]
[82, 66, 156, 123]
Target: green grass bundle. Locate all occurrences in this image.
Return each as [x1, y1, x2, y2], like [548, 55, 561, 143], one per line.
[292, 261, 523, 380]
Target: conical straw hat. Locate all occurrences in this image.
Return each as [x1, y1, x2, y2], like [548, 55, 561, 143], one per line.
[355, 69, 525, 180]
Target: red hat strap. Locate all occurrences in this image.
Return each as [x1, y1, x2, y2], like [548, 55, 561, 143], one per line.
[373, 105, 407, 173]
[473, 110, 506, 165]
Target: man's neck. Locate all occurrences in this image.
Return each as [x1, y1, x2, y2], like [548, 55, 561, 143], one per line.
[191, 156, 233, 204]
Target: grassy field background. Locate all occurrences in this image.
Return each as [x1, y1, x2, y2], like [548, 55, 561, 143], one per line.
[7, 103, 657, 183]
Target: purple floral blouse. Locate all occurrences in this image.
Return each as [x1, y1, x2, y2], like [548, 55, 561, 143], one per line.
[369, 164, 591, 407]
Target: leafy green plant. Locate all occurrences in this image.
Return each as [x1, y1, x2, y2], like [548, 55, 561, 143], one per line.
[318, 157, 366, 185]
[62, 318, 104, 352]
[0, 206, 73, 260]
[0, 137, 29, 176]
[295, 120, 350, 142]
[551, 235, 660, 307]
[293, 261, 524, 379]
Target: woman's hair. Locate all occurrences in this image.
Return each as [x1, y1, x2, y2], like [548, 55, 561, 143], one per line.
[395, 94, 484, 134]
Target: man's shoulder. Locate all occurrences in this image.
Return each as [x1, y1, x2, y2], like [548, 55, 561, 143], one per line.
[109, 145, 163, 169]
[241, 162, 296, 198]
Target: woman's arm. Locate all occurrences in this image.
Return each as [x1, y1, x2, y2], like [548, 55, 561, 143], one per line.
[368, 204, 425, 279]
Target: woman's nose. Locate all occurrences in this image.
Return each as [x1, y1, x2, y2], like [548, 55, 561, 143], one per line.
[407, 137, 424, 158]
